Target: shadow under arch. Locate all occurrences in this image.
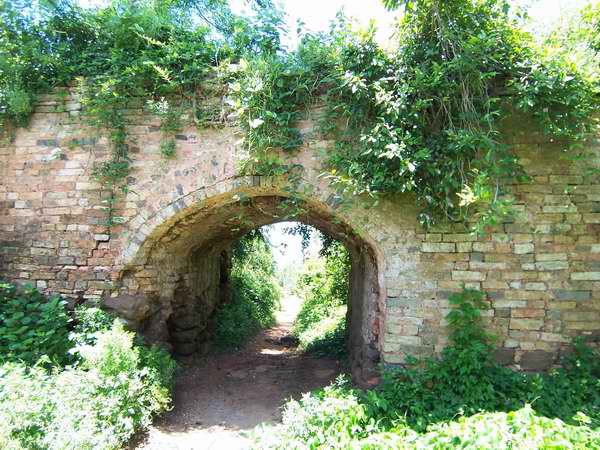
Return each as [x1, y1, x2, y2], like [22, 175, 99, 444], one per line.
[115, 184, 386, 384]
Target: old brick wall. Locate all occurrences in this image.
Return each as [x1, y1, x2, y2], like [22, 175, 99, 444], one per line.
[1, 90, 599, 376]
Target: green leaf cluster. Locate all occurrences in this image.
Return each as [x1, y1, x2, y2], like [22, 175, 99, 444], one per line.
[0, 322, 176, 450]
[0, 285, 177, 449]
[254, 287, 600, 449]
[0, 0, 281, 225]
[293, 241, 350, 357]
[0, 282, 71, 366]
[2, 0, 599, 231]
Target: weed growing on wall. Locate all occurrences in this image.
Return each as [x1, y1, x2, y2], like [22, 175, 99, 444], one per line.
[2, 0, 599, 231]
[0, 0, 279, 226]
[230, 0, 599, 232]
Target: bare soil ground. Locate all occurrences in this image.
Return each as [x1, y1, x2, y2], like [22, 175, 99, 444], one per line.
[135, 297, 342, 450]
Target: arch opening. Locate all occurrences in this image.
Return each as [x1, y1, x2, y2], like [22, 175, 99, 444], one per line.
[114, 191, 384, 383]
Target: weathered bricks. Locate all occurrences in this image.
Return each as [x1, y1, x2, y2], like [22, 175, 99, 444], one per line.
[2, 89, 600, 373]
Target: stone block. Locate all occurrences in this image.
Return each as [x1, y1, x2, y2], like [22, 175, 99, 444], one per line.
[520, 350, 554, 371]
[540, 332, 569, 343]
[536, 253, 567, 262]
[524, 282, 546, 291]
[103, 294, 156, 323]
[535, 261, 568, 271]
[421, 242, 455, 253]
[452, 271, 485, 281]
[552, 290, 591, 301]
[542, 205, 578, 213]
[563, 311, 600, 321]
[493, 348, 515, 365]
[571, 272, 600, 281]
[512, 307, 546, 319]
[510, 318, 543, 330]
[514, 243, 534, 254]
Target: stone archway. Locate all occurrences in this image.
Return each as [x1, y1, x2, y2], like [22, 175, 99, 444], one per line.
[111, 183, 386, 383]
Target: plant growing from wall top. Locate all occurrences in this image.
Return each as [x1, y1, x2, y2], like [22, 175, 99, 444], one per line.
[230, 0, 600, 233]
[0, 0, 279, 227]
[1, 0, 599, 233]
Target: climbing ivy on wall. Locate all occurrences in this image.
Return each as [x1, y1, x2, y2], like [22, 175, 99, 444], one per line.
[230, 0, 600, 232]
[0, 0, 279, 226]
[0, 0, 599, 232]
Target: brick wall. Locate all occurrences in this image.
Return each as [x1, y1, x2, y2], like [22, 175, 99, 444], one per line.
[1, 90, 599, 375]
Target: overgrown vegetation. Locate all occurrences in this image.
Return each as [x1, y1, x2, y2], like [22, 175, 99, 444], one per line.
[2, 0, 599, 231]
[0, 282, 176, 449]
[0, 0, 281, 225]
[230, 0, 600, 232]
[213, 230, 281, 350]
[255, 287, 600, 448]
[293, 241, 350, 357]
[0, 282, 71, 366]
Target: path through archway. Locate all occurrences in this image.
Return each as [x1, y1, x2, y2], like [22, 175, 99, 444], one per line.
[115, 189, 384, 383]
[134, 281, 341, 449]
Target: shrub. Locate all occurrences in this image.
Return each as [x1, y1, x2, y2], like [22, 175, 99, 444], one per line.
[0, 282, 71, 366]
[0, 288, 176, 450]
[373, 288, 529, 430]
[254, 376, 378, 449]
[213, 230, 281, 349]
[255, 287, 600, 448]
[294, 242, 350, 357]
[0, 322, 176, 450]
[70, 304, 114, 347]
[295, 306, 346, 358]
[357, 406, 600, 449]
[373, 289, 600, 431]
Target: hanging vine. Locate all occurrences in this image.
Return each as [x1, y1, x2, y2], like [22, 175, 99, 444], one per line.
[1, 0, 598, 232]
[230, 0, 599, 233]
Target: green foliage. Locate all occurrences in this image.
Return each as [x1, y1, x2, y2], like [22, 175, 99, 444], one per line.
[70, 304, 114, 347]
[0, 322, 176, 450]
[293, 241, 350, 357]
[0, 282, 71, 366]
[159, 139, 177, 159]
[295, 306, 346, 358]
[231, 0, 599, 232]
[257, 395, 600, 449]
[373, 289, 600, 431]
[528, 337, 600, 425]
[213, 230, 281, 349]
[228, 54, 318, 174]
[255, 287, 600, 449]
[4, 0, 597, 230]
[374, 288, 526, 431]
[0, 286, 176, 449]
[254, 376, 379, 449]
[0, 0, 282, 225]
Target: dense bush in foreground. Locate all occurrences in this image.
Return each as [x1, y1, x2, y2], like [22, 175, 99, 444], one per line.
[214, 230, 281, 350]
[293, 242, 350, 357]
[0, 283, 176, 450]
[255, 288, 600, 449]
[255, 379, 600, 449]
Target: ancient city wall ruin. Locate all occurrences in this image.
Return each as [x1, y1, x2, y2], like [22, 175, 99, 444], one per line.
[1, 90, 600, 381]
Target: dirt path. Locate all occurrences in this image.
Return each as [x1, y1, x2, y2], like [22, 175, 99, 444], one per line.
[135, 296, 341, 450]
